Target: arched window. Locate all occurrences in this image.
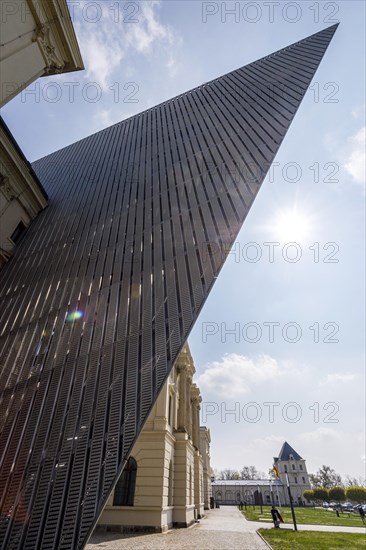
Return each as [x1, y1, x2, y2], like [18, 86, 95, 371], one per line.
[113, 457, 137, 506]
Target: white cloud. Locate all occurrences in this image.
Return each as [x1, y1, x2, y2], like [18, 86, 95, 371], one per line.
[352, 105, 365, 120]
[77, 29, 124, 91]
[166, 55, 180, 77]
[124, 1, 178, 53]
[319, 373, 356, 386]
[298, 427, 342, 443]
[92, 108, 114, 128]
[196, 354, 290, 397]
[250, 435, 285, 452]
[343, 126, 366, 186]
[92, 107, 140, 133]
[296, 429, 366, 476]
[75, 1, 181, 90]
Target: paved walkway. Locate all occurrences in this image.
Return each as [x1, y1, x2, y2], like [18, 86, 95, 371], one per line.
[86, 506, 366, 549]
[86, 506, 268, 549]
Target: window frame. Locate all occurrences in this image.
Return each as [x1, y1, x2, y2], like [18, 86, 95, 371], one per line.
[113, 457, 137, 506]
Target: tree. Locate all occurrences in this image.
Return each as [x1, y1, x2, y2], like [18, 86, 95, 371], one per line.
[313, 487, 329, 503]
[345, 475, 366, 488]
[329, 487, 346, 503]
[346, 486, 366, 504]
[240, 466, 264, 480]
[219, 469, 240, 480]
[303, 490, 314, 505]
[309, 465, 343, 488]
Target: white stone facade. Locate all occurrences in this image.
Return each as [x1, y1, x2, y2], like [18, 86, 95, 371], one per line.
[0, 120, 48, 267]
[200, 427, 212, 510]
[0, 0, 83, 107]
[0, 0, 83, 269]
[97, 344, 212, 533]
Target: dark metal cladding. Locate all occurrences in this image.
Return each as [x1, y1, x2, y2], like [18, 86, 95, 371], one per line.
[0, 25, 337, 549]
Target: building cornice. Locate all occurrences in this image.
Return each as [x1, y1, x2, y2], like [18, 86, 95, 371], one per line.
[28, 0, 84, 74]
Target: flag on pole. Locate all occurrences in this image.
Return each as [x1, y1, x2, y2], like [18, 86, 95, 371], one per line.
[273, 465, 280, 479]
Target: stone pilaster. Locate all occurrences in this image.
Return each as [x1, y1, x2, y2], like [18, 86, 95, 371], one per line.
[186, 373, 193, 439]
[190, 385, 201, 451]
[176, 364, 187, 431]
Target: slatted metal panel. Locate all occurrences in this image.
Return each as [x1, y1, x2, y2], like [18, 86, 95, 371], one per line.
[0, 25, 337, 549]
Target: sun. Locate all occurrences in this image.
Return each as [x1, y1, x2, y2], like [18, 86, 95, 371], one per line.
[272, 207, 312, 243]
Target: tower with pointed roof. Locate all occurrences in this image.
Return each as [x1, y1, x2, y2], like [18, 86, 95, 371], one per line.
[274, 442, 311, 505]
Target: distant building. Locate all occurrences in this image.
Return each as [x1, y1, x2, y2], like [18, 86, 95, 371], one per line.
[212, 479, 286, 507]
[273, 441, 311, 505]
[211, 442, 311, 506]
[97, 344, 212, 533]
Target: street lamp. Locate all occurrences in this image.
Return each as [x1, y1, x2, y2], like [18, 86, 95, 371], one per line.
[257, 484, 263, 514]
[285, 472, 298, 531]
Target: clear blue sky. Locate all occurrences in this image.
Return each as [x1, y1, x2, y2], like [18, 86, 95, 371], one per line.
[2, 0, 365, 479]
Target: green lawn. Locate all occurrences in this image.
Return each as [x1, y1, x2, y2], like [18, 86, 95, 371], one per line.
[243, 505, 365, 527]
[258, 529, 366, 549]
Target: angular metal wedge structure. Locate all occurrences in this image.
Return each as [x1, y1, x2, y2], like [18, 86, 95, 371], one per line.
[0, 25, 337, 549]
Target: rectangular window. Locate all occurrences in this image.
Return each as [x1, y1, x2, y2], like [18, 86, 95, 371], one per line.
[10, 221, 27, 244]
[299, 464, 303, 470]
[302, 477, 306, 484]
[294, 477, 298, 484]
[113, 457, 137, 506]
[292, 464, 295, 470]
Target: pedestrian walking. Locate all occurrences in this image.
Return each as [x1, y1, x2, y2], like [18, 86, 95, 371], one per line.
[359, 507, 366, 524]
[271, 505, 282, 528]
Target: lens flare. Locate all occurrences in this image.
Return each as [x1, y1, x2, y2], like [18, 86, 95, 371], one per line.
[66, 310, 83, 322]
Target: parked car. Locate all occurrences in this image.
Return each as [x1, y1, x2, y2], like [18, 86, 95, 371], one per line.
[341, 502, 354, 510]
[353, 504, 366, 513]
